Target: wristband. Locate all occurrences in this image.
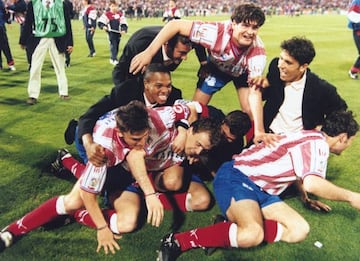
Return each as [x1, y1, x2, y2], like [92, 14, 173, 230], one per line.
[97, 224, 108, 231]
[145, 192, 157, 197]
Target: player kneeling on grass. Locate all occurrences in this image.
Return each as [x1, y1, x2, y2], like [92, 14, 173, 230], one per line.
[157, 110, 360, 261]
[0, 100, 221, 255]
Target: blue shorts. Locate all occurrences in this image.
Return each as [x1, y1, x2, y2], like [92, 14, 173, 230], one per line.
[213, 161, 281, 216]
[198, 63, 249, 95]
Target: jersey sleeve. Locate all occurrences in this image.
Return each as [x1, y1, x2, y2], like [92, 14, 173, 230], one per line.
[289, 139, 329, 180]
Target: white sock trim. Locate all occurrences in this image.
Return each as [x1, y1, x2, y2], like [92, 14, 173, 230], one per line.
[56, 195, 67, 215]
[229, 223, 238, 247]
[185, 193, 193, 212]
[109, 214, 119, 234]
[274, 222, 283, 242]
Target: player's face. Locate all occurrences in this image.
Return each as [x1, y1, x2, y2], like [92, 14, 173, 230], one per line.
[221, 123, 237, 143]
[167, 42, 191, 64]
[277, 50, 307, 84]
[231, 20, 260, 48]
[119, 129, 149, 150]
[110, 3, 118, 12]
[330, 134, 355, 155]
[184, 129, 212, 160]
[144, 72, 172, 104]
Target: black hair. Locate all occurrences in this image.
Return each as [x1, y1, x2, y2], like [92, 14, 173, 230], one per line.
[223, 110, 252, 140]
[231, 3, 265, 27]
[143, 63, 171, 81]
[280, 36, 316, 65]
[190, 118, 222, 148]
[116, 101, 150, 133]
[321, 110, 359, 138]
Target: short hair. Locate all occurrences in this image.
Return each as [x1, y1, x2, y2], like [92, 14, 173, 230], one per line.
[116, 101, 150, 133]
[109, 0, 117, 5]
[321, 110, 359, 138]
[280, 36, 316, 65]
[168, 34, 192, 50]
[143, 63, 171, 81]
[190, 118, 222, 149]
[223, 110, 252, 140]
[231, 3, 265, 27]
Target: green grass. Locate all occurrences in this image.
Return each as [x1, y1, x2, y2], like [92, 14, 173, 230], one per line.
[1, 14, 360, 260]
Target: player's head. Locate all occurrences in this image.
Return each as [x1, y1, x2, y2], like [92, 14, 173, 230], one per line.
[185, 118, 222, 161]
[116, 101, 150, 149]
[143, 63, 172, 105]
[230, 4, 265, 48]
[165, 34, 192, 65]
[231, 3, 265, 27]
[109, 0, 118, 11]
[321, 110, 359, 155]
[277, 36, 316, 83]
[221, 110, 252, 143]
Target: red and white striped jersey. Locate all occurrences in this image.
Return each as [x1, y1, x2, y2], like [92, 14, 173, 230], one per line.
[233, 131, 329, 195]
[80, 104, 190, 194]
[189, 20, 266, 78]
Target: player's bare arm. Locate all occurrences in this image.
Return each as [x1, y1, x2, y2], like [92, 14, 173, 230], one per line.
[303, 175, 360, 210]
[126, 149, 164, 227]
[129, 19, 193, 75]
[80, 189, 120, 254]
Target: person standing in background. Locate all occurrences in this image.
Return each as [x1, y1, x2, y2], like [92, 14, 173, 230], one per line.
[162, 0, 180, 23]
[0, 0, 16, 71]
[347, 0, 360, 79]
[98, 0, 128, 66]
[20, 0, 74, 105]
[64, 0, 74, 67]
[82, 0, 96, 57]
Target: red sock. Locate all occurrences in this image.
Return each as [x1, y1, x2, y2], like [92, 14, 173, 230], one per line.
[263, 219, 282, 243]
[351, 66, 360, 73]
[62, 156, 85, 179]
[175, 221, 232, 251]
[7, 197, 60, 236]
[73, 209, 116, 229]
[245, 120, 254, 144]
[158, 192, 187, 212]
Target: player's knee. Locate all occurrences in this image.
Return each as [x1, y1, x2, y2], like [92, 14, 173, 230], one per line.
[190, 192, 212, 211]
[236, 223, 264, 248]
[162, 176, 182, 191]
[288, 219, 309, 242]
[116, 213, 138, 233]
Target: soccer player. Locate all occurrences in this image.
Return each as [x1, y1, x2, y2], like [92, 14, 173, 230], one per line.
[0, 101, 222, 254]
[347, 0, 360, 79]
[157, 110, 360, 261]
[130, 3, 267, 143]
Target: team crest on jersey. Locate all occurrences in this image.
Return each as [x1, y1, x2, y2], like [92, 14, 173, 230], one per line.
[87, 177, 99, 190]
[42, 0, 54, 8]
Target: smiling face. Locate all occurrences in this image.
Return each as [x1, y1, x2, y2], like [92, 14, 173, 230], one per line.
[144, 72, 172, 105]
[166, 41, 192, 65]
[231, 20, 260, 48]
[277, 50, 308, 85]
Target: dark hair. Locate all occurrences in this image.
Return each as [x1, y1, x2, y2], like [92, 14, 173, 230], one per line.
[167, 34, 192, 51]
[231, 3, 265, 27]
[223, 110, 252, 140]
[143, 63, 171, 81]
[190, 118, 222, 148]
[280, 36, 316, 65]
[116, 101, 150, 133]
[321, 110, 359, 138]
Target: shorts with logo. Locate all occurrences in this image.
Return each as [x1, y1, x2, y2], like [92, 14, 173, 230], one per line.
[197, 62, 248, 95]
[213, 160, 282, 217]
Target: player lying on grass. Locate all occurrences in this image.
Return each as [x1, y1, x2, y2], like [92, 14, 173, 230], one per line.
[156, 110, 360, 261]
[0, 101, 221, 255]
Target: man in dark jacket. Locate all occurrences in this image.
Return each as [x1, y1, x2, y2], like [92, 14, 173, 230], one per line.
[19, 0, 73, 105]
[112, 25, 206, 85]
[250, 36, 347, 144]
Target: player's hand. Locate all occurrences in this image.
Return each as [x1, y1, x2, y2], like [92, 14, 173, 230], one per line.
[304, 198, 331, 212]
[253, 132, 280, 147]
[20, 44, 26, 49]
[85, 143, 107, 167]
[96, 227, 121, 254]
[197, 63, 210, 79]
[248, 76, 269, 89]
[129, 51, 152, 75]
[145, 194, 164, 227]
